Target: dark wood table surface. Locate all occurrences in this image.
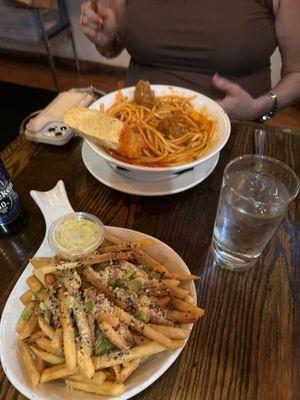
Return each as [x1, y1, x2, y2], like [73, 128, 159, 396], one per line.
[0, 122, 299, 400]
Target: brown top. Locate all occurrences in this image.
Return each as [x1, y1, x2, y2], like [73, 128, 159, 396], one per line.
[120, 0, 277, 98]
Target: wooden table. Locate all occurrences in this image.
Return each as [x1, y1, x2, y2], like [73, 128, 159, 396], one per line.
[0, 122, 299, 400]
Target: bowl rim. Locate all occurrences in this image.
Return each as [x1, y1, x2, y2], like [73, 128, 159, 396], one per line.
[87, 84, 231, 172]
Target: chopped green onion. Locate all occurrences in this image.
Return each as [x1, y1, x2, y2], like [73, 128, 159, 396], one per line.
[84, 301, 93, 314]
[67, 296, 75, 310]
[140, 295, 150, 306]
[30, 293, 37, 302]
[21, 309, 34, 321]
[94, 335, 115, 356]
[109, 277, 126, 289]
[150, 270, 162, 280]
[141, 264, 153, 272]
[134, 310, 150, 323]
[130, 280, 142, 293]
[123, 270, 134, 280]
[39, 302, 47, 312]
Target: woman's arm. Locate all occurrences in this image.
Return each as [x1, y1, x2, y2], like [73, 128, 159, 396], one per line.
[265, 0, 300, 109]
[81, 0, 126, 58]
[212, 0, 300, 120]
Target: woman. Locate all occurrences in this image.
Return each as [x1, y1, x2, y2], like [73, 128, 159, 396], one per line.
[80, 0, 300, 121]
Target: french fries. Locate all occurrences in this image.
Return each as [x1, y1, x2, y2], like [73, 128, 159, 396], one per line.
[51, 327, 63, 351]
[99, 238, 154, 254]
[20, 289, 34, 305]
[44, 273, 56, 287]
[112, 365, 121, 382]
[26, 275, 42, 292]
[68, 371, 106, 385]
[38, 261, 78, 275]
[134, 250, 173, 278]
[29, 345, 65, 365]
[65, 380, 125, 396]
[40, 364, 74, 383]
[16, 233, 204, 398]
[93, 342, 165, 370]
[117, 358, 141, 383]
[17, 302, 39, 339]
[59, 293, 77, 371]
[30, 256, 59, 268]
[35, 356, 45, 373]
[98, 320, 129, 350]
[164, 283, 190, 299]
[149, 324, 191, 339]
[32, 268, 46, 286]
[168, 310, 199, 323]
[18, 339, 40, 387]
[29, 330, 47, 342]
[112, 305, 182, 350]
[72, 297, 95, 379]
[34, 337, 63, 356]
[38, 316, 55, 340]
[82, 251, 135, 266]
[162, 279, 181, 287]
[171, 297, 205, 318]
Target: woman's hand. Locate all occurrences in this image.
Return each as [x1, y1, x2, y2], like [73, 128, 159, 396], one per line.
[212, 73, 263, 120]
[80, 0, 118, 49]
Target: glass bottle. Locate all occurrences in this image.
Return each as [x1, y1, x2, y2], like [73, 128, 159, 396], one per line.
[0, 159, 26, 236]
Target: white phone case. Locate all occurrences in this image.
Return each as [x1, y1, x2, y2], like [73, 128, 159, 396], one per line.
[24, 89, 98, 146]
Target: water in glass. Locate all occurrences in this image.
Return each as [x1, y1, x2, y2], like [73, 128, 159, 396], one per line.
[213, 170, 289, 269]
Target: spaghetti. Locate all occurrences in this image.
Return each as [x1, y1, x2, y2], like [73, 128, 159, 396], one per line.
[100, 86, 216, 167]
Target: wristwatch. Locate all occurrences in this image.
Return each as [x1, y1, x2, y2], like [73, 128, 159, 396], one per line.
[259, 92, 278, 122]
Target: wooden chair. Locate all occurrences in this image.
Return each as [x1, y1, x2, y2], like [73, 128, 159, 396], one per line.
[0, 0, 80, 90]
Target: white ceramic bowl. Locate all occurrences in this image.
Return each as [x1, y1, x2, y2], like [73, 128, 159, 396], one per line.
[87, 85, 231, 182]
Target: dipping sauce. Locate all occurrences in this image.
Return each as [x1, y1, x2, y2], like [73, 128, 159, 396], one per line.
[48, 212, 104, 260]
[55, 218, 100, 251]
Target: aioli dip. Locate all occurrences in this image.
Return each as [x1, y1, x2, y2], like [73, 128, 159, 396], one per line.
[48, 212, 104, 259]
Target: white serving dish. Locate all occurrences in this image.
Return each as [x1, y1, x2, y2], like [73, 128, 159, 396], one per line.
[86, 85, 231, 182]
[0, 181, 197, 400]
[82, 140, 219, 196]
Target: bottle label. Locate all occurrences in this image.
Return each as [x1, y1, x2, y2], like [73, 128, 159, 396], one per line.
[0, 165, 21, 224]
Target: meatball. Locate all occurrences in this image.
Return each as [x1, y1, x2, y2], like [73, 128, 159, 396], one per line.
[133, 80, 155, 108]
[158, 112, 186, 138]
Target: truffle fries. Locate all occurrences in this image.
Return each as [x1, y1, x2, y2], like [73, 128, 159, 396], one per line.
[16, 233, 204, 397]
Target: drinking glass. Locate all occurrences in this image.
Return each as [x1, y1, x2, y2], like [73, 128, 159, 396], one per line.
[212, 155, 299, 270]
